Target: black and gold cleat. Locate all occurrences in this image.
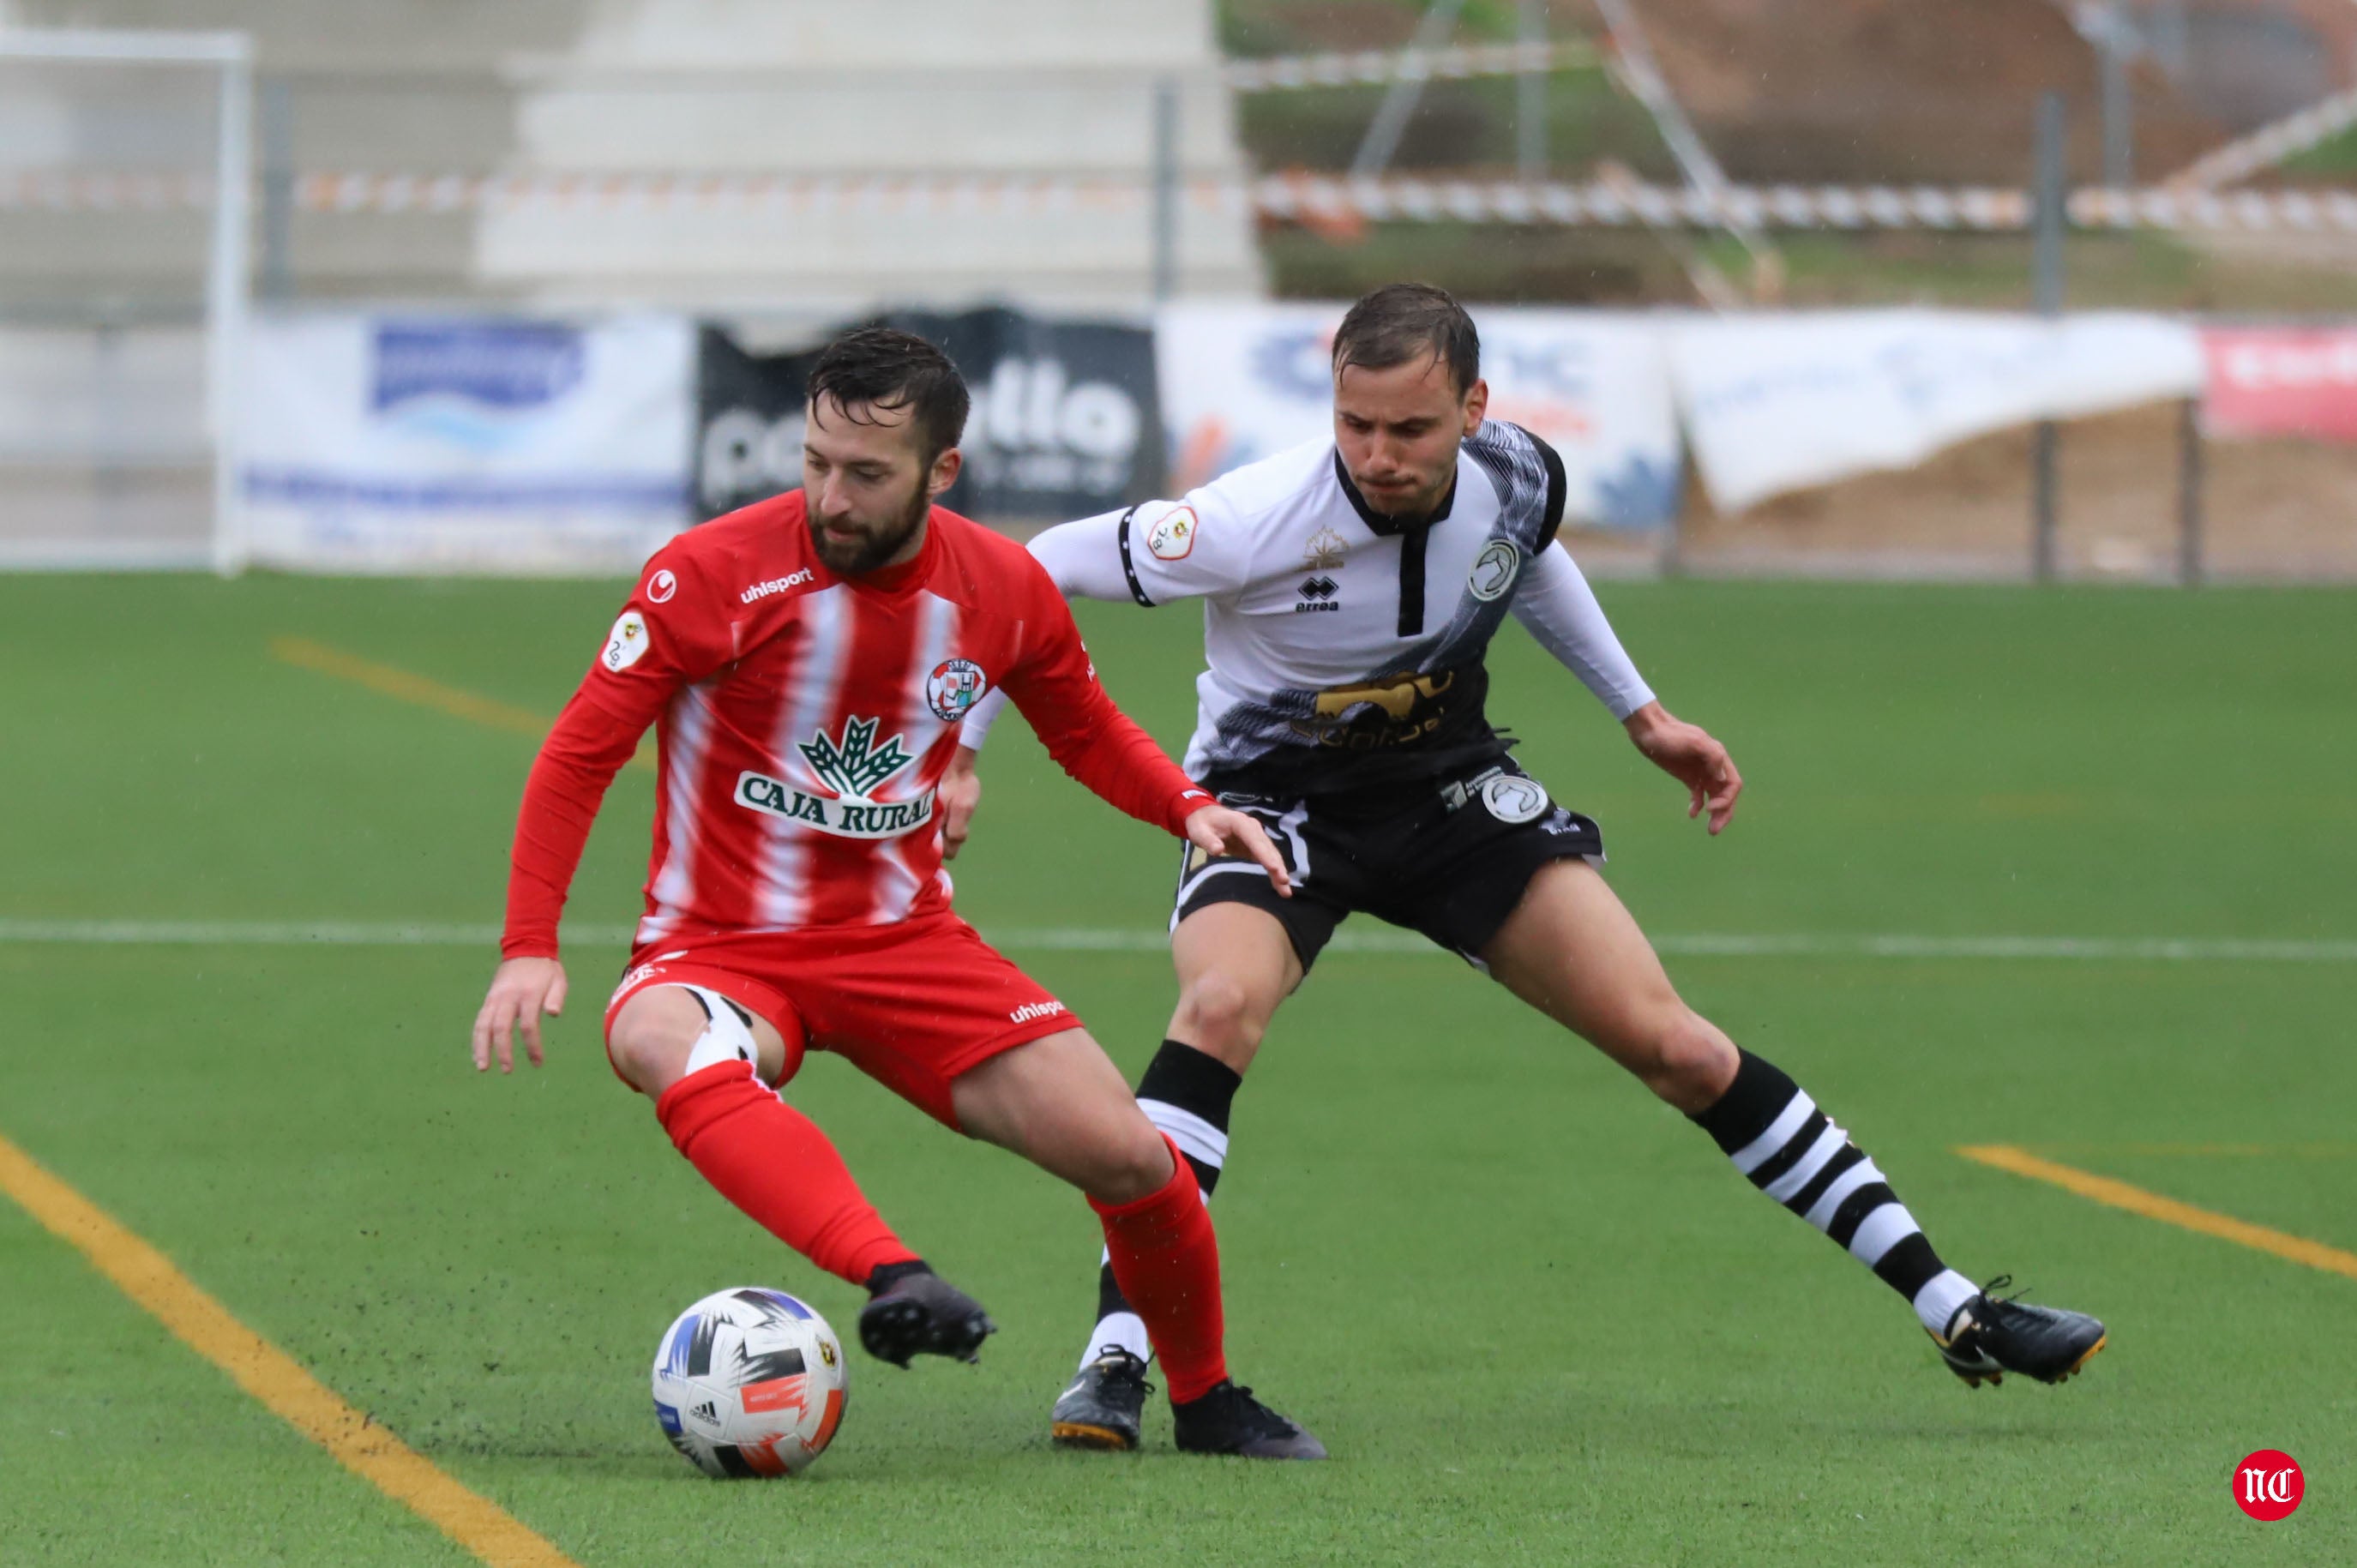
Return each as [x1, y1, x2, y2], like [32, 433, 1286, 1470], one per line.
[1050, 1348, 1153, 1451]
[1933, 1276, 2107, 1388]
[858, 1269, 996, 1367]
[1171, 1379, 1326, 1460]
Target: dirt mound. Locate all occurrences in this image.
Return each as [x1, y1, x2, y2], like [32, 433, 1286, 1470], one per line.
[1560, 401, 2357, 584]
[1613, 0, 2231, 184]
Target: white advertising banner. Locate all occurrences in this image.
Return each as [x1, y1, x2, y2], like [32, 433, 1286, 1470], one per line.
[240, 313, 694, 572]
[1669, 310, 2204, 513]
[1157, 301, 1682, 529]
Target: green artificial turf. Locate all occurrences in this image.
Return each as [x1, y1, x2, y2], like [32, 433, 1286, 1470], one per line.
[0, 574, 2349, 1564]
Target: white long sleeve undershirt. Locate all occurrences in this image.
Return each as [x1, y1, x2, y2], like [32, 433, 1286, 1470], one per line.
[1509, 541, 1656, 721]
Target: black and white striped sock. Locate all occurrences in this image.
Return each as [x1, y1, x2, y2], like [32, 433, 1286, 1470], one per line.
[1692, 1049, 1977, 1337]
[1079, 1040, 1239, 1371]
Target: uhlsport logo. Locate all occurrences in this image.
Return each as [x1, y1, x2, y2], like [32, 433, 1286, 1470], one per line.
[610, 961, 664, 1005]
[1009, 1000, 1068, 1026]
[646, 568, 677, 604]
[2233, 1450, 2303, 1521]
[740, 568, 815, 604]
[926, 658, 989, 723]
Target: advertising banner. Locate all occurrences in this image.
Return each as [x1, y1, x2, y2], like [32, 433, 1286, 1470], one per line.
[239, 313, 694, 572]
[1669, 310, 2204, 512]
[1154, 301, 1682, 530]
[696, 307, 1162, 523]
[2201, 326, 2357, 442]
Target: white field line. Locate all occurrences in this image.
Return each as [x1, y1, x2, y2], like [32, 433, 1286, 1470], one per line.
[0, 919, 2353, 964]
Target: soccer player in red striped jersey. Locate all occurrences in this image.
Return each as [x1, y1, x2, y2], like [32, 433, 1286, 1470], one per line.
[470, 328, 1324, 1459]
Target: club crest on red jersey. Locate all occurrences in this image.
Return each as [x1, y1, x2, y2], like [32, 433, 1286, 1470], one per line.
[926, 658, 989, 723]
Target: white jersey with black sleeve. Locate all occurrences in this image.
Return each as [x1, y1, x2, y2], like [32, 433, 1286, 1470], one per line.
[960, 420, 1654, 795]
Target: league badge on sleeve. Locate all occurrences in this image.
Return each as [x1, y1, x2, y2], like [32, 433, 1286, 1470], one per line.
[1469, 540, 1522, 602]
[1145, 505, 1199, 562]
[603, 610, 652, 671]
[926, 658, 989, 722]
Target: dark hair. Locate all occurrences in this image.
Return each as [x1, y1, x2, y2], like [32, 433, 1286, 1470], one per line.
[806, 327, 971, 460]
[1331, 282, 1479, 396]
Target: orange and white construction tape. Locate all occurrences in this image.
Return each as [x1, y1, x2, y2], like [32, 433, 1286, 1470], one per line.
[7, 167, 2356, 233]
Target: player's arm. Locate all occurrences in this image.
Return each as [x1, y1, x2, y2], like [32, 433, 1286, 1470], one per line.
[991, 558, 1290, 894]
[472, 558, 731, 1072]
[1511, 542, 1743, 834]
[944, 496, 1248, 855]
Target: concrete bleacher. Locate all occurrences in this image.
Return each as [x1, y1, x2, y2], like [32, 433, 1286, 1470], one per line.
[6, 0, 1266, 311]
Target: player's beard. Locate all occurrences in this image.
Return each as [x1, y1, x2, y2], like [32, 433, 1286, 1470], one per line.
[809, 479, 931, 576]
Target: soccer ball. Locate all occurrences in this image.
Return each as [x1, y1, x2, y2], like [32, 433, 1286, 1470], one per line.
[651, 1286, 849, 1477]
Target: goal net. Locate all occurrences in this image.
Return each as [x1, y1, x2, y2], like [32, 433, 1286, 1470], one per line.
[0, 30, 250, 570]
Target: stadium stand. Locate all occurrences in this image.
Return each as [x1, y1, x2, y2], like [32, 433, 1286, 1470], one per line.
[0, 0, 1262, 309]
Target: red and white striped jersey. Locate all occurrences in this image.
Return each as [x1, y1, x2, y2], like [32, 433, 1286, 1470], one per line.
[502, 493, 1207, 958]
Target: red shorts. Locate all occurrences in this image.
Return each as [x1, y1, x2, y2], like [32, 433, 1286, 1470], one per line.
[603, 911, 1078, 1129]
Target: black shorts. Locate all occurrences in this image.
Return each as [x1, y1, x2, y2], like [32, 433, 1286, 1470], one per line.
[1171, 759, 1604, 971]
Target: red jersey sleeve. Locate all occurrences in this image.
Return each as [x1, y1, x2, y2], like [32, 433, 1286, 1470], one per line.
[994, 553, 1212, 838]
[500, 546, 737, 959]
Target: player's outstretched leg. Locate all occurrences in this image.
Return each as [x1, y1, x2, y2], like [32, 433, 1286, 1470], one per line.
[1483, 862, 2106, 1387]
[955, 1027, 1324, 1459]
[1056, 904, 1297, 1449]
[613, 983, 999, 1367]
[1056, 1039, 1242, 1448]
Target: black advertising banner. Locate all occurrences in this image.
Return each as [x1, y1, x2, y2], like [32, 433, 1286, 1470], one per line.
[694, 307, 1163, 523]
[695, 326, 820, 520]
[890, 307, 1164, 523]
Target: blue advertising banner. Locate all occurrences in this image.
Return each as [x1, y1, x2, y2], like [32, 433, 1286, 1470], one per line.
[241, 313, 694, 572]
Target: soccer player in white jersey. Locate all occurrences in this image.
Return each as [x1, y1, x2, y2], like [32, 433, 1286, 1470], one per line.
[949, 285, 2106, 1451]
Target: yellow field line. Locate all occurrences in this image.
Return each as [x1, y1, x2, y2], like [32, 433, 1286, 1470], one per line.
[2023, 1141, 2357, 1159]
[1958, 1144, 2357, 1283]
[0, 1131, 582, 1568]
[270, 634, 651, 773]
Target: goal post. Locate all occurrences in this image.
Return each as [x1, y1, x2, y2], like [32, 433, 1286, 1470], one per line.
[0, 28, 251, 572]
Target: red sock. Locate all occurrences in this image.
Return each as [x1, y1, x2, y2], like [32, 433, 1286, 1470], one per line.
[654, 1062, 917, 1288]
[1091, 1138, 1229, 1404]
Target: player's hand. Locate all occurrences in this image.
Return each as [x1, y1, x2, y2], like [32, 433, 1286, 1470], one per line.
[1624, 701, 1743, 835]
[472, 957, 568, 1073]
[940, 745, 982, 862]
[1182, 805, 1294, 898]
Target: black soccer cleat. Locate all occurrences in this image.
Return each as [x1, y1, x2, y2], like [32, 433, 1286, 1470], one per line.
[858, 1271, 997, 1368]
[1051, 1347, 1154, 1451]
[1932, 1276, 2107, 1388]
[1170, 1379, 1326, 1460]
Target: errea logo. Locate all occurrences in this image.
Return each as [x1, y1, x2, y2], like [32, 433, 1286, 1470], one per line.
[741, 569, 815, 604]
